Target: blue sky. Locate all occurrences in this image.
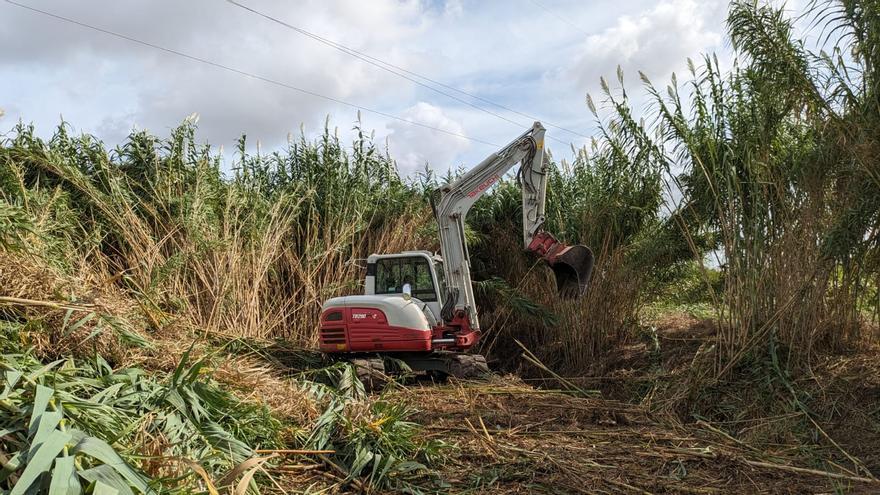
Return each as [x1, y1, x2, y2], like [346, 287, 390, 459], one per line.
[1, 0, 738, 176]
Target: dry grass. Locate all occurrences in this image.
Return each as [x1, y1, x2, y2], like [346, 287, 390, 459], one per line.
[387, 377, 879, 494]
[476, 229, 645, 374]
[213, 355, 320, 426]
[0, 249, 148, 362]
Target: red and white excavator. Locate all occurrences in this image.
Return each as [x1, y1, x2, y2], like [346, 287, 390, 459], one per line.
[319, 122, 594, 381]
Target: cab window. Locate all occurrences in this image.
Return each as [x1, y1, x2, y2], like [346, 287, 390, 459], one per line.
[375, 257, 438, 302]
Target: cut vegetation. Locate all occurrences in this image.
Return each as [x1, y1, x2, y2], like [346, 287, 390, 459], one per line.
[1, 0, 879, 493]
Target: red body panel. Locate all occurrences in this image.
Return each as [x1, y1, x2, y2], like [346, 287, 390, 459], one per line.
[320, 306, 480, 354]
[319, 307, 432, 353]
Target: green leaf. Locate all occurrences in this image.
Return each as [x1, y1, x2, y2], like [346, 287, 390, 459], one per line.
[11, 429, 72, 495]
[28, 385, 54, 434]
[107, 414, 144, 446]
[197, 421, 253, 462]
[69, 434, 150, 494]
[91, 480, 119, 495]
[370, 452, 389, 481]
[77, 465, 133, 495]
[170, 344, 194, 385]
[391, 460, 426, 474]
[80, 325, 106, 345]
[1, 370, 22, 399]
[95, 356, 112, 375]
[162, 390, 186, 415]
[29, 410, 63, 459]
[63, 312, 95, 338]
[25, 360, 65, 383]
[61, 309, 75, 335]
[0, 426, 22, 437]
[348, 446, 373, 480]
[49, 456, 81, 495]
[90, 383, 125, 403]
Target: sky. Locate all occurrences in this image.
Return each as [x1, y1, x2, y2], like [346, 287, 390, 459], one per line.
[0, 0, 735, 177]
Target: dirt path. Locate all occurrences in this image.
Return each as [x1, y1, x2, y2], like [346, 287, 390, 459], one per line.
[389, 378, 879, 494]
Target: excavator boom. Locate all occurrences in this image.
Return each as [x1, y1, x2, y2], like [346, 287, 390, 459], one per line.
[434, 122, 594, 332]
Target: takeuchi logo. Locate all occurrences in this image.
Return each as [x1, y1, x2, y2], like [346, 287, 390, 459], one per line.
[467, 174, 501, 198]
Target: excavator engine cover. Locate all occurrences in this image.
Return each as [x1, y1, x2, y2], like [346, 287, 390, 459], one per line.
[548, 244, 595, 299]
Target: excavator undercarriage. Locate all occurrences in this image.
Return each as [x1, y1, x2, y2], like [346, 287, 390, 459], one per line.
[350, 352, 490, 389]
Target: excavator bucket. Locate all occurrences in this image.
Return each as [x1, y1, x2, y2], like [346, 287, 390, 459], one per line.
[527, 232, 595, 299]
[548, 244, 595, 299]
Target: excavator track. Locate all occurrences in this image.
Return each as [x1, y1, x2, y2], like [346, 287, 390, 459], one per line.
[350, 357, 386, 391]
[389, 351, 491, 381]
[348, 353, 490, 390]
[447, 353, 490, 379]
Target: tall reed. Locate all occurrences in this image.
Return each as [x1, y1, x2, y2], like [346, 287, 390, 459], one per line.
[595, 0, 880, 373]
[0, 119, 431, 343]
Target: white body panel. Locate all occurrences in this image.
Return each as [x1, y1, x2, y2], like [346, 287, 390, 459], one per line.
[322, 295, 433, 331]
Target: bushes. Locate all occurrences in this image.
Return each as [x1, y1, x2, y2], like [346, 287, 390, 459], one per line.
[466, 84, 691, 372]
[0, 319, 440, 492]
[0, 121, 447, 491]
[295, 364, 444, 489]
[0, 199, 32, 252]
[3, 111, 679, 375]
[463, 0, 879, 377]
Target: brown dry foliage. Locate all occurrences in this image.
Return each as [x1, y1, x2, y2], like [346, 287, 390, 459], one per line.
[0, 250, 148, 363]
[386, 376, 880, 494]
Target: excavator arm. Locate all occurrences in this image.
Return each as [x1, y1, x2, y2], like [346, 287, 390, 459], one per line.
[434, 122, 595, 333]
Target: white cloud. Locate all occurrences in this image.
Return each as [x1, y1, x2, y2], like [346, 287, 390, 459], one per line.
[0, 0, 731, 176]
[384, 102, 471, 177]
[443, 0, 464, 19]
[569, 0, 725, 92]
[0, 0, 432, 149]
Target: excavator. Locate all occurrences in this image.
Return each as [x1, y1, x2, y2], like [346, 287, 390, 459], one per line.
[318, 122, 594, 383]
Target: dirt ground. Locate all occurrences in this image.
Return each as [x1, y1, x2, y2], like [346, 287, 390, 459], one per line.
[392, 312, 880, 494]
[260, 313, 880, 494]
[383, 378, 879, 494]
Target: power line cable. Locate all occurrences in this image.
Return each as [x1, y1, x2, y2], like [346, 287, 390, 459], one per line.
[526, 0, 593, 37]
[2, 0, 501, 148]
[224, 0, 588, 143]
[223, 0, 524, 129]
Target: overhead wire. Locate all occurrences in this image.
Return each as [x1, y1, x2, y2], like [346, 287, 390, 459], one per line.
[225, 0, 525, 128]
[223, 0, 587, 145]
[2, 0, 502, 147]
[526, 0, 593, 38]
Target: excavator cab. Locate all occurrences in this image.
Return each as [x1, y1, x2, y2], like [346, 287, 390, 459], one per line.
[366, 251, 444, 323]
[373, 255, 441, 302]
